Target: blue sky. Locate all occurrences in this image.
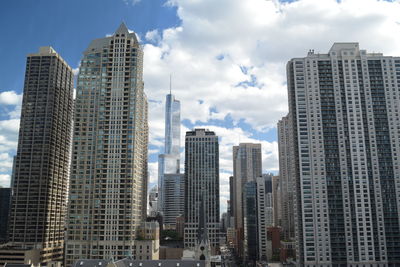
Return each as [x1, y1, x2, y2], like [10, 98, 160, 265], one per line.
[0, 0, 179, 93]
[1, 0, 400, 213]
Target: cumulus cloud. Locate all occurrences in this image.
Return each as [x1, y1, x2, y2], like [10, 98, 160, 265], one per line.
[145, 30, 162, 45]
[142, 0, 400, 212]
[123, 0, 141, 6]
[0, 91, 22, 186]
[0, 174, 11, 187]
[0, 91, 22, 106]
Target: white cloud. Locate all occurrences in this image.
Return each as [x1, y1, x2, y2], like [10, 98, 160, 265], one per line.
[0, 91, 22, 106]
[0, 174, 11, 187]
[145, 30, 162, 44]
[0, 91, 22, 186]
[148, 162, 159, 184]
[144, 0, 400, 130]
[123, 0, 141, 6]
[143, 0, 400, 213]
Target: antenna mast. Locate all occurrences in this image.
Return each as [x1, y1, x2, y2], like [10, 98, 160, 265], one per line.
[169, 74, 172, 94]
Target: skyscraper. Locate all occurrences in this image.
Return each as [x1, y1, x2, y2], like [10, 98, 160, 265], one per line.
[148, 185, 159, 217]
[184, 129, 220, 253]
[158, 93, 181, 218]
[243, 181, 258, 264]
[163, 173, 185, 227]
[287, 43, 400, 266]
[271, 175, 281, 227]
[232, 143, 262, 257]
[0, 188, 11, 244]
[256, 174, 273, 261]
[65, 23, 148, 265]
[277, 115, 295, 240]
[5, 46, 73, 265]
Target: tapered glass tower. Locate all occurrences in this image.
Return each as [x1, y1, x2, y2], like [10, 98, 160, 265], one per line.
[157, 92, 181, 224]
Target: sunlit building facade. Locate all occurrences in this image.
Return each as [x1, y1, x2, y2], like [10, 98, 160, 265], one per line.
[288, 43, 400, 266]
[65, 23, 148, 265]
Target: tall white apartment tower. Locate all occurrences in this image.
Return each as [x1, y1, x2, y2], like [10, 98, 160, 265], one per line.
[288, 43, 400, 266]
[184, 129, 220, 253]
[65, 23, 149, 265]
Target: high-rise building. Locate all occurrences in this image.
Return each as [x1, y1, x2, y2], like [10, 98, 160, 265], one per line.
[0, 188, 11, 244]
[287, 43, 400, 265]
[243, 181, 258, 264]
[277, 115, 295, 240]
[65, 23, 149, 265]
[184, 129, 220, 253]
[163, 173, 184, 227]
[158, 93, 181, 218]
[148, 185, 159, 217]
[256, 174, 273, 261]
[3, 46, 74, 265]
[271, 175, 281, 227]
[232, 143, 262, 257]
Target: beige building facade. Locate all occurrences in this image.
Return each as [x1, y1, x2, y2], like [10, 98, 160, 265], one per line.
[65, 23, 149, 265]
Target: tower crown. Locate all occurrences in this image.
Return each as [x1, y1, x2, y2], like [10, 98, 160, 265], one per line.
[115, 22, 130, 35]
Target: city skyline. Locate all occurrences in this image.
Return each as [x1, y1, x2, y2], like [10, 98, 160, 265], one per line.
[2, 0, 400, 215]
[1, 2, 400, 265]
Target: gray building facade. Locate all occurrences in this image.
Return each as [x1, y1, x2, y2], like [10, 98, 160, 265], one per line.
[277, 115, 295, 241]
[232, 143, 262, 258]
[184, 129, 220, 253]
[163, 173, 185, 227]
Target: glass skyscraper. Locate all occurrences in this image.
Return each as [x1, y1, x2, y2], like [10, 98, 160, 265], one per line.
[157, 93, 181, 224]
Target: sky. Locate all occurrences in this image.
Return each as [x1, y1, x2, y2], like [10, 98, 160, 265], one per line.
[1, 0, 400, 213]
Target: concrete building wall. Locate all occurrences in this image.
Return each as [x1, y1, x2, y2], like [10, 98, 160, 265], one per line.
[6, 46, 73, 265]
[184, 129, 219, 252]
[288, 43, 400, 266]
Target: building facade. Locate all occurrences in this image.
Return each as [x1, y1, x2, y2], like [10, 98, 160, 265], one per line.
[277, 115, 296, 240]
[243, 181, 258, 263]
[232, 143, 262, 258]
[65, 23, 149, 265]
[158, 93, 181, 221]
[287, 43, 400, 266]
[184, 129, 220, 253]
[163, 173, 185, 227]
[148, 186, 159, 217]
[272, 176, 281, 227]
[256, 174, 273, 261]
[4, 46, 74, 265]
[0, 188, 11, 244]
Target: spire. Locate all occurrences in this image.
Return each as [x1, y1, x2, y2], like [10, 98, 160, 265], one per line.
[169, 74, 172, 95]
[115, 22, 129, 35]
[197, 192, 208, 244]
